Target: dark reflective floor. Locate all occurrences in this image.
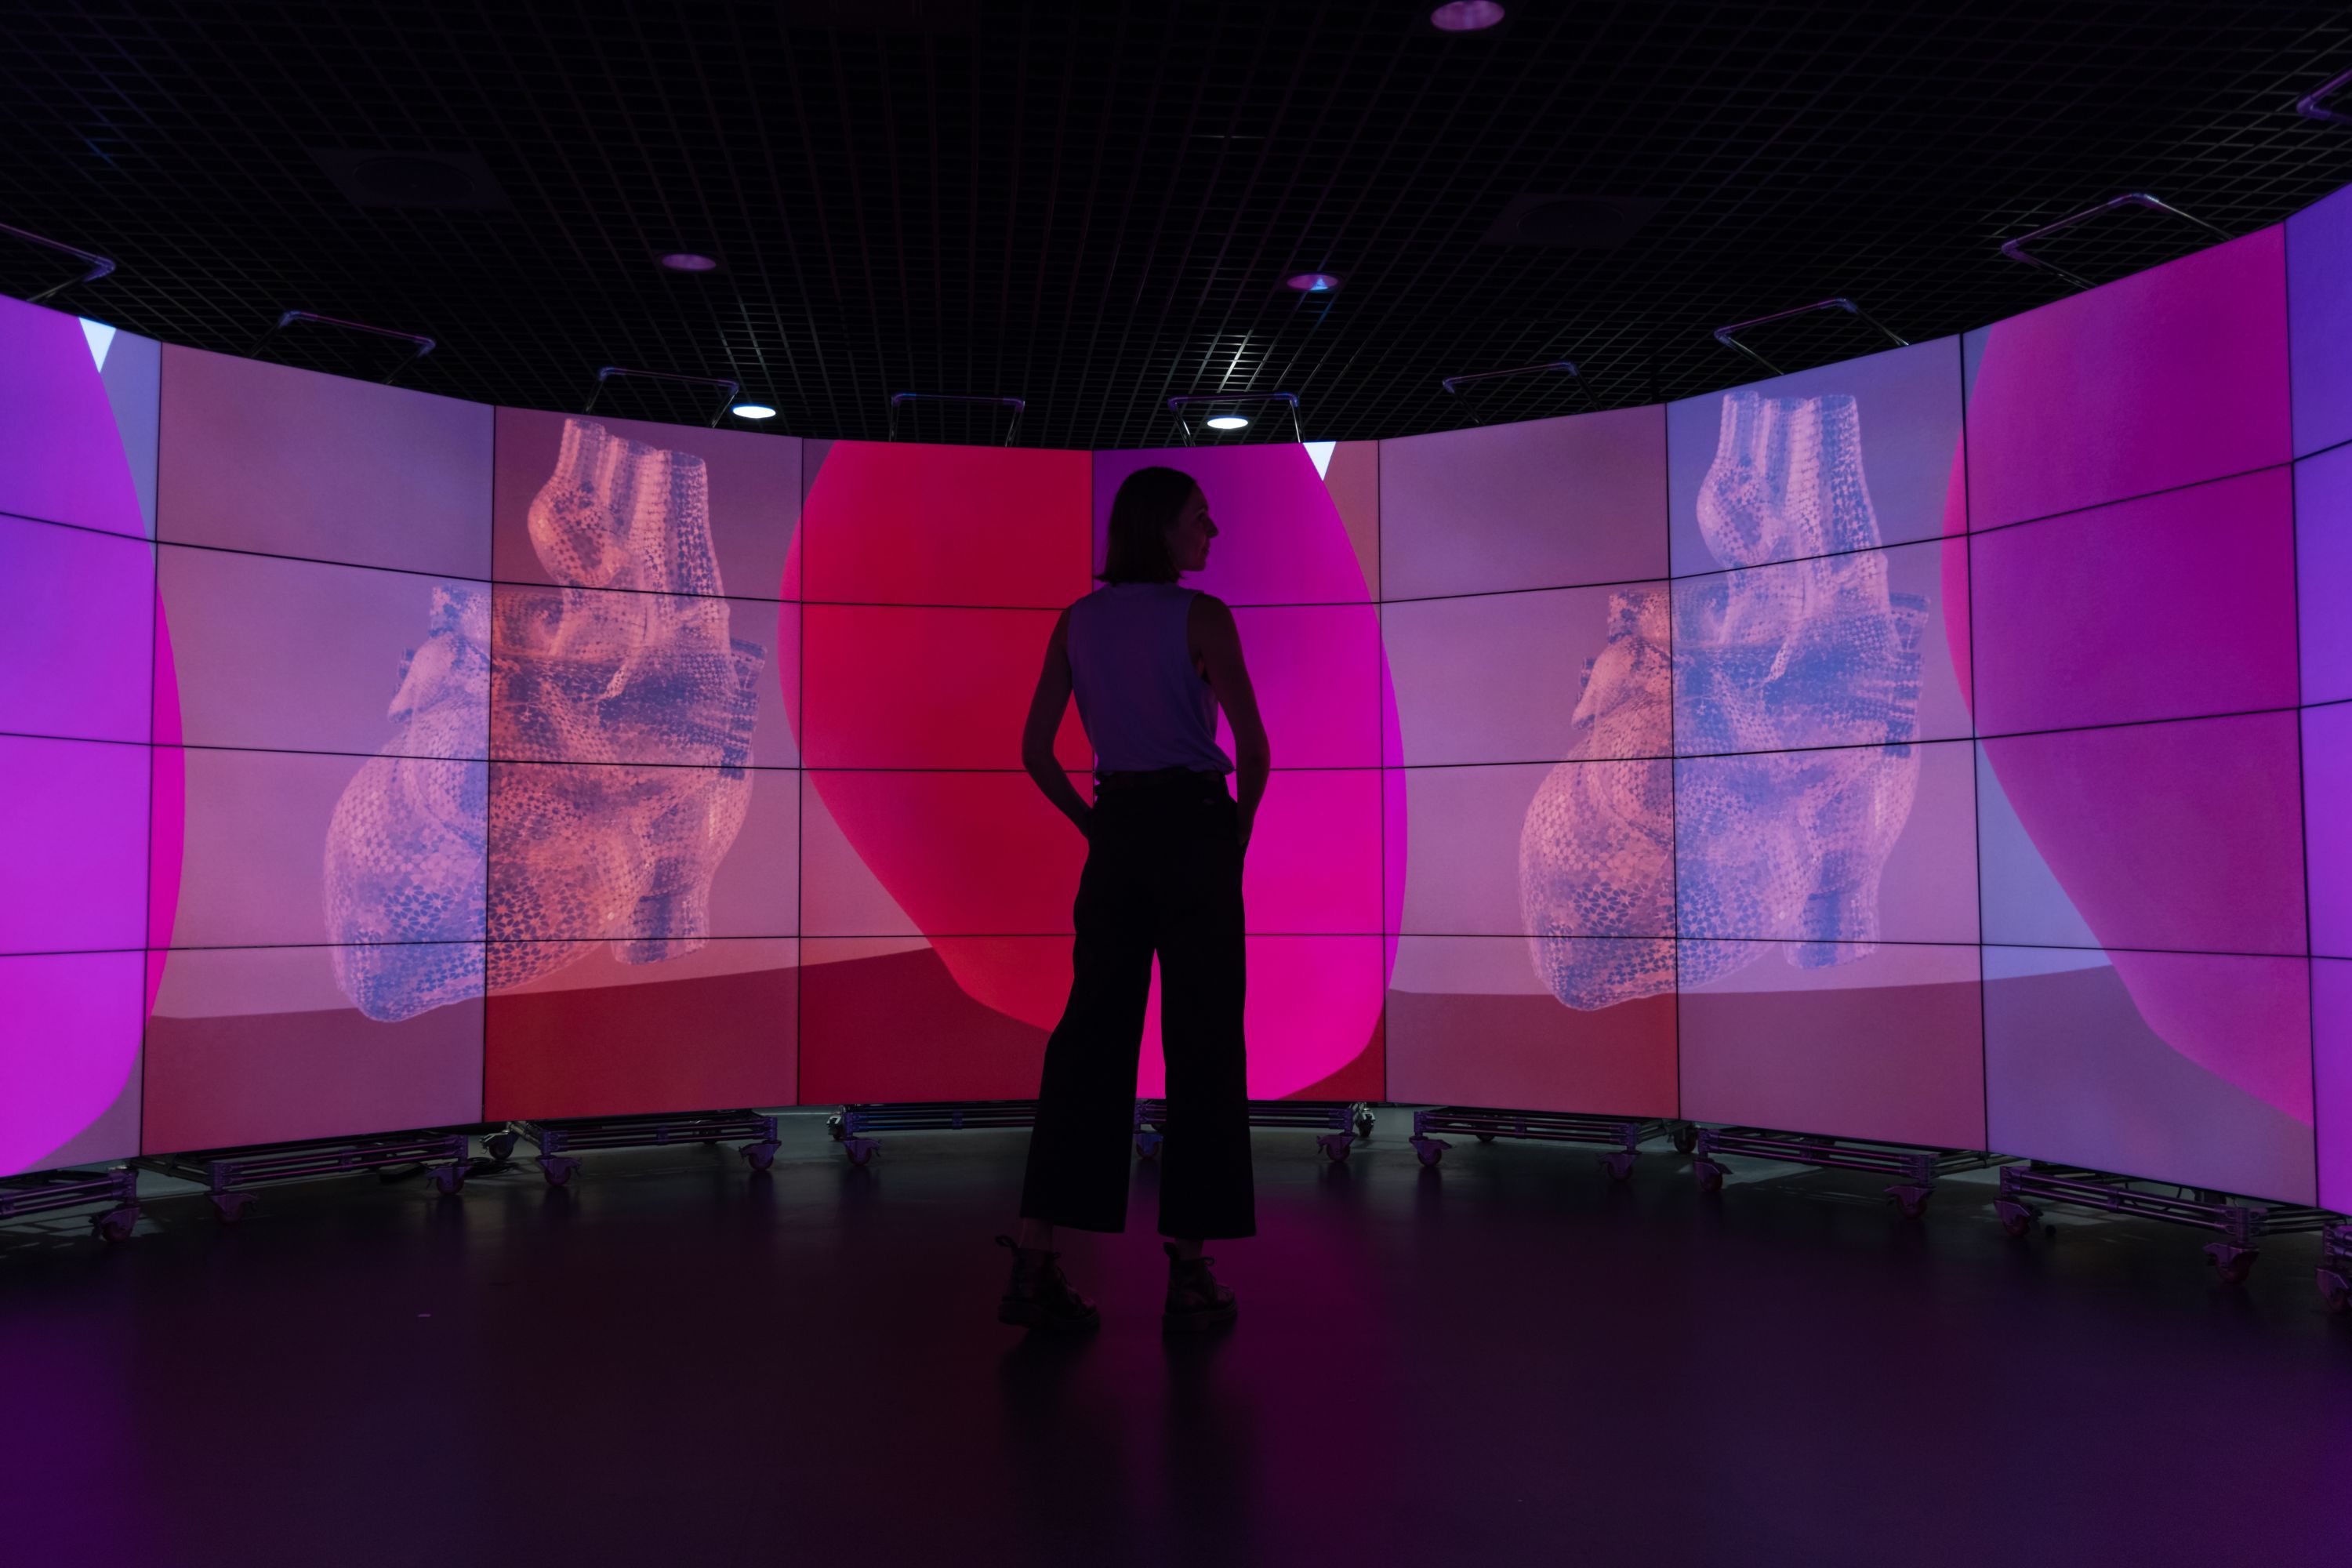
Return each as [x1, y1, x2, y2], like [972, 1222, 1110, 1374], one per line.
[5, 1116, 2350, 1567]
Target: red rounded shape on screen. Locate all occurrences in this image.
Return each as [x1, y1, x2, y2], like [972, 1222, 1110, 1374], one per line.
[789, 440, 1398, 1098]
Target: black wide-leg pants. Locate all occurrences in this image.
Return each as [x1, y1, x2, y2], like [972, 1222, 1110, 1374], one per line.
[1018, 770, 1256, 1240]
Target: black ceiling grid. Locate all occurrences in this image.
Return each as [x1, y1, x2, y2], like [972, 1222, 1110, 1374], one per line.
[2, 1, 2350, 448]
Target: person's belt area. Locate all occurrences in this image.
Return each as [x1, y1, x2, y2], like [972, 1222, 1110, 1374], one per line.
[1093, 766, 1227, 795]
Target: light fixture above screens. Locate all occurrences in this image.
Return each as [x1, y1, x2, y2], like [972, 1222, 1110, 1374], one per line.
[1286, 271, 1342, 292]
[1428, 1, 1505, 31]
[729, 402, 777, 420]
[1204, 415, 1250, 431]
[658, 251, 721, 273]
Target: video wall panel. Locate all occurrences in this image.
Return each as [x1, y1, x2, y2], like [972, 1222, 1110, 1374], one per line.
[0, 514, 154, 745]
[143, 347, 496, 1152]
[2302, 445, 2352, 708]
[1653, 339, 1981, 1147]
[483, 937, 798, 1122]
[1968, 470, 2298, 735]
[1385, 936, 1679, 1117]
[3, 951, 148, 1175]
[1679, 942, 1986, 1150]
[2288, 180, 2352, 459]
[1962, 228, 2289, 532]
[13, 176, 2352, 1189]
[1667, 338, 1965, 574]
[2318, 960, 2352, 1214]
[1984, 946, 2313, 1203]
[0, 295, 155, 540]
[1385, 584, 1659, 768]
[481, 413, 802, 1121]
[159, 346, 491, 577]
[143, 943, 486, 1152]
[1381, 406, 1667, 598]
[0, 299, 157, 1176]
[1381, 403, 1677, 1117]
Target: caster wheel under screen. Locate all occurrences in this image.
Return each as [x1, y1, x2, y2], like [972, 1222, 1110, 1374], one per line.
[1886, 1185, 1930, 1220]
[2318, 1269, 2351, 1314]
[2205, 1243, 2258, 1285]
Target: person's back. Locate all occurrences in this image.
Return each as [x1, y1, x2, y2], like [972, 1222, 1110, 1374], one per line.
[996, 464, 1270, 1337]
[1065, 581, 1232, 777]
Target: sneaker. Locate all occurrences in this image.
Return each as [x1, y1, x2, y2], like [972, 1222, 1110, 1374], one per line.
[995, 1235, 1100, 1333]
[1162, 1242, 1238, 1334]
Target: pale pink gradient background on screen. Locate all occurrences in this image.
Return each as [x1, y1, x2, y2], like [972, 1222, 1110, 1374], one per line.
[1678, 942, 1987, 1149]
[1385, 584, 1644, 767]
[160, 546, 489, 757]
[1381, 405, 1668, 597]
[158, 346, 492, 577]
[1385, 935, 1679, 1116]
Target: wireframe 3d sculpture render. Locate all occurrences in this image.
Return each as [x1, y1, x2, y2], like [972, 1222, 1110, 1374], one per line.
[1521, 390, 1926, 1008]
[326, 419, 765, 1021]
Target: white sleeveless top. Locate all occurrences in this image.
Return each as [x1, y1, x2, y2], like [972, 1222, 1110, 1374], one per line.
[1066, 582, 1232, 774]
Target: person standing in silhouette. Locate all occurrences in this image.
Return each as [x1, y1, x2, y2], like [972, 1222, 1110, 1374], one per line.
[996, 465, 1269, 1334]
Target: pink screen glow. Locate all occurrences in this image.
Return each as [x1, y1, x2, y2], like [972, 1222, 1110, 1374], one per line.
[13, 182, 2352, 1187]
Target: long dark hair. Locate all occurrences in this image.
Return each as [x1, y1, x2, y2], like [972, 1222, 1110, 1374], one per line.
[1098, 466, 1201, 584]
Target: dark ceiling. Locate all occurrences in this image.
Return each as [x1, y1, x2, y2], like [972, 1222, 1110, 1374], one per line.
[4, 1, 2351, 448]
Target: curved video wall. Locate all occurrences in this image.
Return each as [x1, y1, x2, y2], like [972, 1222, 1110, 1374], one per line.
[4, 180, 2347, 1209]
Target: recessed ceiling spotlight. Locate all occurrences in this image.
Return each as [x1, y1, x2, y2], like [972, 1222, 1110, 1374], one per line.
[1204, 416, 1250, 431]
[1286, 272, 1342, 292]
[1428, 1, 1505, 31]
[730, 402, 778, 420]
[658, 252, 721, 273]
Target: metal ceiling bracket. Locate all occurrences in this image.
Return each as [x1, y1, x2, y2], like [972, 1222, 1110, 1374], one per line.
[1439, 359, 1583, 424]
[2297, 64, 2352, 125]
[1, 220, 118, 305]
[887, 391, 1026, 445]
[1165, 390, 1302, 446]
[251, 310, 436, 385]
[1713, 299, 1907, 378]
[585, 365, 741, 427]
[1999, 194, 2228, 292]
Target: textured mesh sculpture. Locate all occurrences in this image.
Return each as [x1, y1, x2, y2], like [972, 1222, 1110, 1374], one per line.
[1516, 590, 1676, 1009]
[326, 419, 764, 1020]
[325, 586, 492, 1022]
[1519, 390, 1925, 1009]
